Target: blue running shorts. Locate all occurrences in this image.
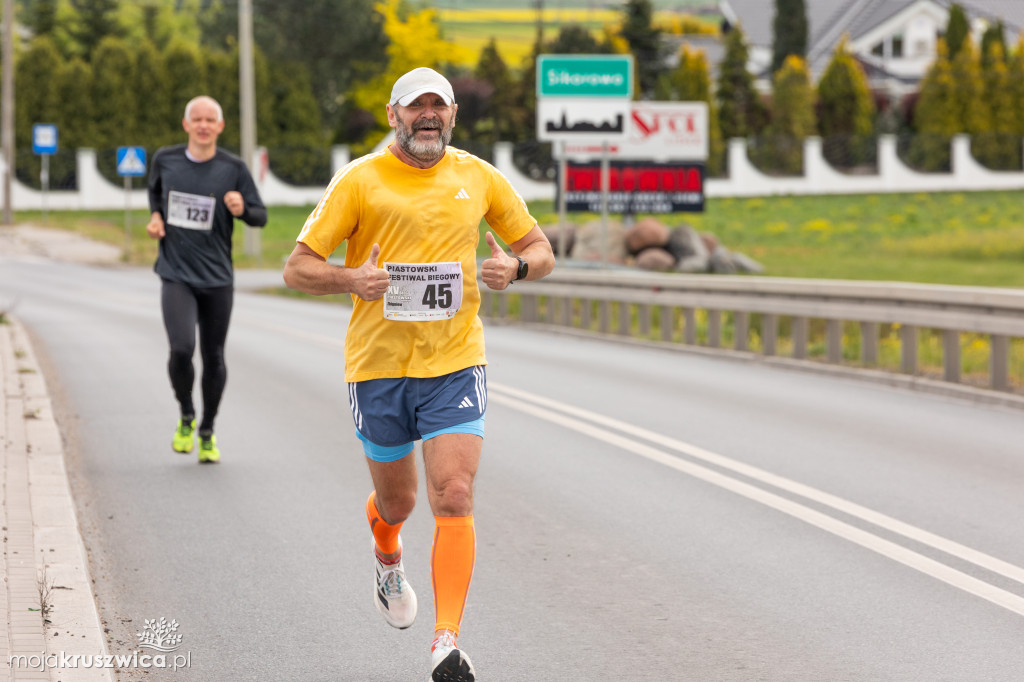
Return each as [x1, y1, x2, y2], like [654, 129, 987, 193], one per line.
[347, 365, 487, 462]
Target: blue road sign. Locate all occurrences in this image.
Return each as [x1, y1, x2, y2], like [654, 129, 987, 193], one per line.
[117, 146, 147, 177]
[32, 124, 58, 155]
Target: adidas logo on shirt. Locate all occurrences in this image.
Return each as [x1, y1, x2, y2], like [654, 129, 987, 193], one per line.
[458, 396, 474, 408]
[454, 188, 470, 199]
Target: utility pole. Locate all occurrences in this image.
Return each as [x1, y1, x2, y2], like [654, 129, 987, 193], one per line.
[239, 0, 260, 258]
[2, 0, 13, 225]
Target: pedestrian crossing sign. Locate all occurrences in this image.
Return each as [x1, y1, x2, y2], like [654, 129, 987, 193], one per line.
[117, 146, 147, 177]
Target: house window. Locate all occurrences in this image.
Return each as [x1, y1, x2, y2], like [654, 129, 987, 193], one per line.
[872, 41, 884, 56]
[892, 34, 904, 58]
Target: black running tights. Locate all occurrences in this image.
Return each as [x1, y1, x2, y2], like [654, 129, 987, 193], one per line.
[160, 278, 234, 435]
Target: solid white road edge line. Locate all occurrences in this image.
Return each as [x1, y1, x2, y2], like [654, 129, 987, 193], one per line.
[490, 383, 1024, 619]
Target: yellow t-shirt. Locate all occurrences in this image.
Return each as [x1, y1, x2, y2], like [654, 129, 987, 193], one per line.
[297, 145, 537, 382]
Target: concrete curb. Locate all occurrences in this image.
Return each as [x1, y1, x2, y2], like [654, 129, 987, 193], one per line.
[2, 316, 113, 681]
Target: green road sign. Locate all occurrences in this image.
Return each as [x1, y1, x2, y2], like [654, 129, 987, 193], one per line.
[537, 55, 633, 98]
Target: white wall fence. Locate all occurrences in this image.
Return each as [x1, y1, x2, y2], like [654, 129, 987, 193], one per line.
[3, 134, 1023, 211]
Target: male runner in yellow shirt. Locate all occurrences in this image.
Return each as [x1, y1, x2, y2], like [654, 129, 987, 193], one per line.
[283, 67, 554, 681]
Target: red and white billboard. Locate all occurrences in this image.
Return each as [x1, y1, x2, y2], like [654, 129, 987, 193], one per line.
[554, 101, 708, 162]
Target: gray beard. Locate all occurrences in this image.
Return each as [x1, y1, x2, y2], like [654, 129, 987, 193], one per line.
[395, 120, 453, 164]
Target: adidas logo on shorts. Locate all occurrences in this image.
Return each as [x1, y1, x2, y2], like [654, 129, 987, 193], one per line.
[458, 396, 474, 408]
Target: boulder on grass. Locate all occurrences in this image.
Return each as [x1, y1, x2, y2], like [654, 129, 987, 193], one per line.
[708, 245, 738, 274]
[625, 216, 670, 254]
[634, 247, 676, 272]
[574, 219, 628, 264]
[667, 224, 710, 273]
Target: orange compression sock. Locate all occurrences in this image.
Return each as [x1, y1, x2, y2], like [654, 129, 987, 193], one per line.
[366, 491, 403, 557]
[431, 516, 476, 636]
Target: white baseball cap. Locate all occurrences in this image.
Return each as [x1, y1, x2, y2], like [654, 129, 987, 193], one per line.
[389, 67, 455, 107]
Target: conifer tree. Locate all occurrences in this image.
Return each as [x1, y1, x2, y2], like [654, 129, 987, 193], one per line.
[70, 0, 124, 59]
[975, 43, 1017, 169]
[475, 39, 518, 144]
[980, 21, 1006, 71]
[14, 37, 64, 187]
[945, 4, 969, 60]
[132, 41, 170, 151]
[911, 40, 957, 170]
[817, 37, 875, 166]
[717, 25, 767, 140]
[90, 37, 138, 181]
[949, 37, 988, 135]
[55, 58, 94, 150]
[772, 0, 808, 73]
[203, 49, 241, 150]
[761, 55, 816, 174]
[26, 0, 59, 38]
[620, 0, 664, 98]
[163, 40, 206, 145]
[1009, 34, 1024, 136]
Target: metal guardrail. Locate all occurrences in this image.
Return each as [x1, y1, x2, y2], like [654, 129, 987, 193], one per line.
[480, 268, 1024, 396]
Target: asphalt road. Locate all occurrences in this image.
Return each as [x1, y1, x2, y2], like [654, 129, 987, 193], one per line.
[2, 256, 1024, 681]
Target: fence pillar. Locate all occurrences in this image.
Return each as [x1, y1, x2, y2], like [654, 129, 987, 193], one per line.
[708, 310, 721, 348]
[901, 325, 918, 374]
[660, 305, 674, 342]
[792, 316, 809, 359]
[826, 319, 842, 364]
[860, 321, 879, 366]
[638, 304, 651, 338]
[762, 314, 778, 356]
[734, 311, 749, 351]
[599, 300, 611, 333]
[991, 334, 1010, 391]
[943, 329, 961, 383]
[618, 301, 631, 336]
[684, 309, 697, 345]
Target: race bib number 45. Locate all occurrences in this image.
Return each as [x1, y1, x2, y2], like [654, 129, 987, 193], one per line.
[383, 262, 463, 320]
[167, 191, 216, 230]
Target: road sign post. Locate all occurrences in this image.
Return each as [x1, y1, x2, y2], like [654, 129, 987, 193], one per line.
[117, 146, 147, 256]
[536, 54, 633, 267]
[32, 124, 58, 224]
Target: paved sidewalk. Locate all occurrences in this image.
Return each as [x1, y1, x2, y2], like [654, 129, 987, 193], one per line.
[1, 226, 124, 681]
[2, 315, 113, 681]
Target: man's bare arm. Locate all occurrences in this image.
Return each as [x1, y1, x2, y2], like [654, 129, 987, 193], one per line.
[283, 242, 390, 301]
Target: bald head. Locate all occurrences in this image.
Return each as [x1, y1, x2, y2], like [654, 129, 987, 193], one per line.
[184, 96, 224, 123]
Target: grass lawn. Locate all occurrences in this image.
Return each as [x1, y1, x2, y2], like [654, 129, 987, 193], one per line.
[16, 189, 1024, 289]
[530, 190, 1024, 288]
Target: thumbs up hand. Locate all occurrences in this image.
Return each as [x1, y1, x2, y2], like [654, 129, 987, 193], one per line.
[480, 232, 517, 291]
[351, 244, 391, 301]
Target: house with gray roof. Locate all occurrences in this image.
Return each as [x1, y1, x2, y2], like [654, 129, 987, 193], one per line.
[719, 0, 1023, 94]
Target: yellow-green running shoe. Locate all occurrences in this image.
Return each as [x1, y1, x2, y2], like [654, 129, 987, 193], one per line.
[198, 434, 220, 463]
[172, 418, 196, 453]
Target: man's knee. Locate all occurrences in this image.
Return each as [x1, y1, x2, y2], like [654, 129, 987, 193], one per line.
[431, 476, 474, 516]
[375, 487, 417, 524]
[168, 347, 193, 368]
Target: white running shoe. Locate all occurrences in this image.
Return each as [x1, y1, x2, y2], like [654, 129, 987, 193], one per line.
[373, 539, 417, 629]
[430, 629, 476, 682]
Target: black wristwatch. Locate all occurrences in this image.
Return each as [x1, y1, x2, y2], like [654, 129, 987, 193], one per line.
[514, 256, 529, 282]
